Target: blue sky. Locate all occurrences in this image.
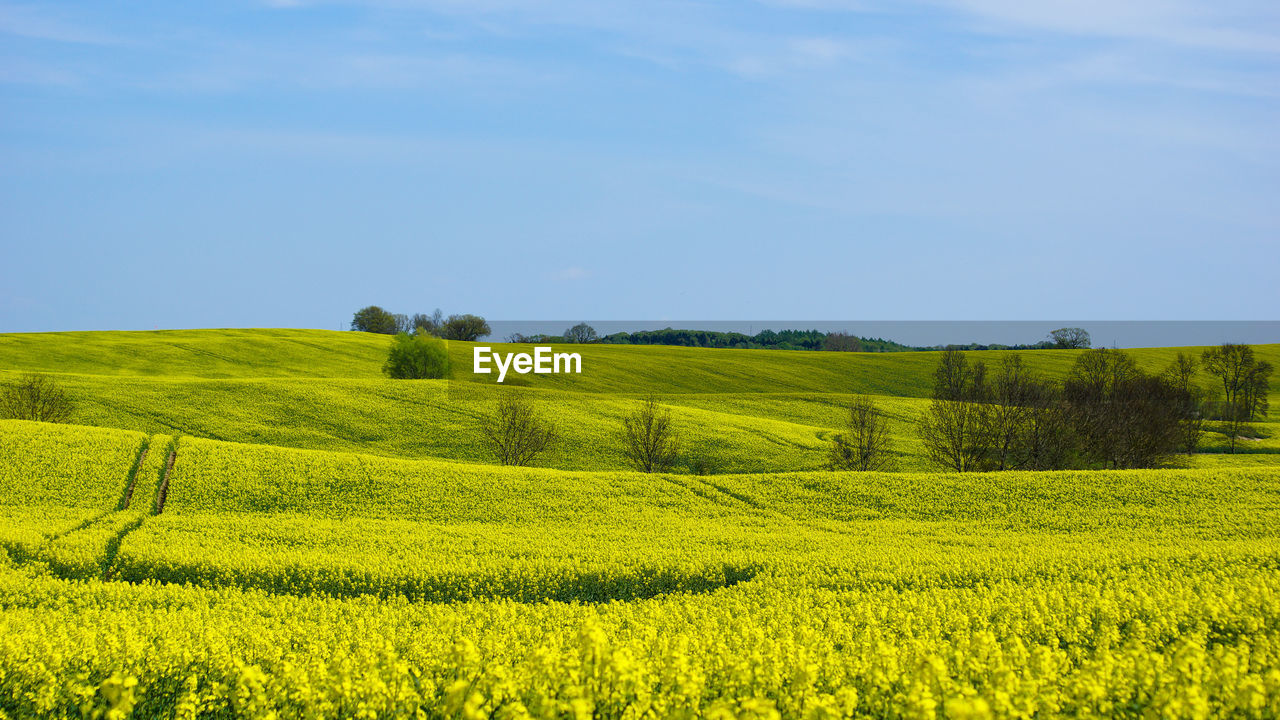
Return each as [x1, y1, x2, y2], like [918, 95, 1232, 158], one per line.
[1, 1, 1277, 332]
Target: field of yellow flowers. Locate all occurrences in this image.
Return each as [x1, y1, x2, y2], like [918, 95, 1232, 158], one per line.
[2, 419, 1280, 718]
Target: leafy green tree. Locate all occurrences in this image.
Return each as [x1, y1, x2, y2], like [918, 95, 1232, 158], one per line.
[383, 332, 450, 379]
[351, 306, 398, 334]
[440, 314, 491, 342]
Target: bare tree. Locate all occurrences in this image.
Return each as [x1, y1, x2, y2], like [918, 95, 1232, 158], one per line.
[1164, 353, 1205, 454]
[1016, 383, 1077, 471]
[1242, 360, 1273, 424]
[1048, 327, 1091, 349]
[919, 350, 992, 472]
[479, 392, 557, 466]
[933, 349, 987, 402]
[620, 396, 680, 473]
[0, 373, 74, 423]
[1202, 344, 1264, 452]
[1064, 349, 1183, 468]
[918, 397, 993, 472]
[829, 396, 894, 471]
[987, 355, 1040, 471]
[411, 309, 444, 335]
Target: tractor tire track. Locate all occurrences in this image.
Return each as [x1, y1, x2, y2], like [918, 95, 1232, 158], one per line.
[155, 449, 176, 513]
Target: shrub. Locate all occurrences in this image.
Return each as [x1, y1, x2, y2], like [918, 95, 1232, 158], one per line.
[0, 373, 74, 423]
[829, 396, 893, 471]
[479, 393, 557, 466]
[620, 396, 680, 473]
[382, 333, 450, 379]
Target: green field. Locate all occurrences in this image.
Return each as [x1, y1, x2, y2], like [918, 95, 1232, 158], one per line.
[2, 329, 1276, 472]
[1, 329, 1279, 718]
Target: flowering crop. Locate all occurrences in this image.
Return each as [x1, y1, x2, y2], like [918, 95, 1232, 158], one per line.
[0, 420, 144, 507]
[3, 423, 1280, 718]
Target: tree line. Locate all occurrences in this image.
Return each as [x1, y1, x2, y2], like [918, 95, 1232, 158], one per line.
[351, 308, 1098, 354]
[473, 343, 1269, 473]
[839, 344, 1271, 473]
[506, 325, 1093, 352]
[351, 305, 490, 342]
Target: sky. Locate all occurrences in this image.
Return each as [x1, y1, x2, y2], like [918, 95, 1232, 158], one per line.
[1, 0, 1278, 333]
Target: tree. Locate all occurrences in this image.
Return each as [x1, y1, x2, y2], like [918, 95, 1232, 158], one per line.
[351, 306, 399, 334]
[987, 355, 1039, 471]
[918, 350, 993, 472]
[0, 373, 74, 423]
[1048, 327, 1091, 349]
[620, 396, 680, 473]
[822, 332, 862, 352]
[1063, 349, 1182, 468]
[918, 398, 993, 473]
[829, 396, 893, 471]
[932, 349, 987, 402]
[412, 309, 444, 335]
[564, 323, 598, 344]
[1202, 343, 1264, 452]
[440, 314, 491, 342]
[382, 332, 450, 379]
[1164, 353, 1205, 454]
[1015, 383, 1078, 471]
[479, 392, 557, 466]
[1242, 360, 1273, 425]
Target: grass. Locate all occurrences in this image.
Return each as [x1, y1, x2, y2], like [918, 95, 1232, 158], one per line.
[2, 328, 1276, 472]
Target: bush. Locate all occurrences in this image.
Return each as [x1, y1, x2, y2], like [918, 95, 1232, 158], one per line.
[383, 333, 450, 379]
[829, 396, 893, 471]
[620, 396, 680, 473]
[479, 393, 557, 466]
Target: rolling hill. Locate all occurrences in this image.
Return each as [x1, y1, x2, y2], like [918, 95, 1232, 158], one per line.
[1, 329, 1276, 472]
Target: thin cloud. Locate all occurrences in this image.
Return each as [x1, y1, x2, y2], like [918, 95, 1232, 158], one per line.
[934, 0, 1280, 54]
[554, 267, 591, 281]
[0, 3, 122, 45]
